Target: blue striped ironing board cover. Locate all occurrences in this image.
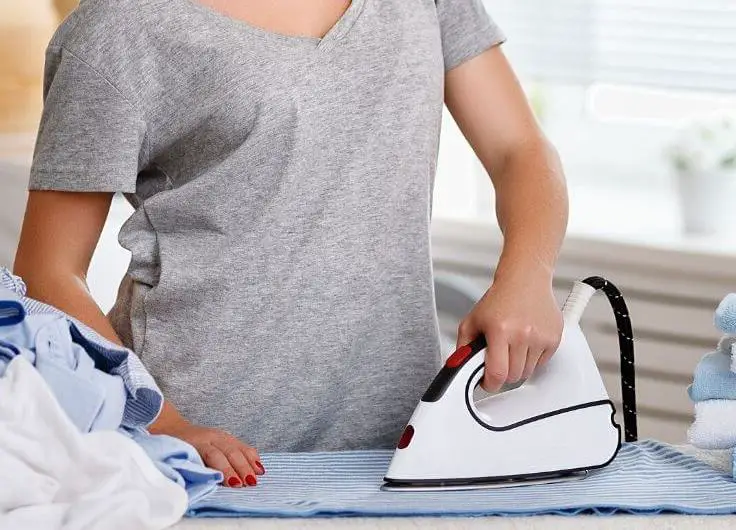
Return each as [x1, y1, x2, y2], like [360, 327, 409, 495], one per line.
[188, 440, 736, 518]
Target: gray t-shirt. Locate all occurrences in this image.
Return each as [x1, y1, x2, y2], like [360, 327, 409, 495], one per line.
[29, 0, 504, 451]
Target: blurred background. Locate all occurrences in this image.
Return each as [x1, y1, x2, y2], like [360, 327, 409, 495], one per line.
[1, 0, 736, 443]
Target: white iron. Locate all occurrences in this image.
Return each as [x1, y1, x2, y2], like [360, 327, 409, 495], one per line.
[383, 277, 637, 491]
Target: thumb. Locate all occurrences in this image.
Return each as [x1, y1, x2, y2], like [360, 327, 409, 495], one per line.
[456, 317, 481, 349]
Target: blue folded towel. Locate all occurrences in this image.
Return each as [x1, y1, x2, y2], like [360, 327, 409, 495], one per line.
[715, 293, 736, 334]
[688, 351, 736, 402]
[188, 441, 736, 518]
[122, 428, 223, 504]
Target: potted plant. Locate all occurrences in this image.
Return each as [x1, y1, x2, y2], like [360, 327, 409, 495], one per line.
[666, 114, 736, 235]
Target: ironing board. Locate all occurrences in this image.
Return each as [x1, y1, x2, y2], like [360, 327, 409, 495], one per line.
[171, 445, 735, 529]
[174, 510, 736, 528]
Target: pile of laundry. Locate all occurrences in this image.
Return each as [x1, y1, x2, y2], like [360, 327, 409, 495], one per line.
[0, 268, 222, 530]
[687, 292, 736, 479]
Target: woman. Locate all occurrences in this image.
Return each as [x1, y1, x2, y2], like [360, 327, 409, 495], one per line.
[14, 0, 568, 489]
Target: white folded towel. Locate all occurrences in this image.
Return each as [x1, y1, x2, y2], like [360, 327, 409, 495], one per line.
[687, 399, 736, 450]
[0, 356, 187, 530]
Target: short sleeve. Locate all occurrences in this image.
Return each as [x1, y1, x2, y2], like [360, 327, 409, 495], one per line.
[29, 47, 147, 194]
[435, 0, 506, 72]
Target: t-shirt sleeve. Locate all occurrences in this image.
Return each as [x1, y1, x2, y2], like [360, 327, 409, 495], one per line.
[28, 47, 147, 194]
[435, 0, 506, 72]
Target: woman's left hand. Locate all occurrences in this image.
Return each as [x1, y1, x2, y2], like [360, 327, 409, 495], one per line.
[456, 272, 563, 393]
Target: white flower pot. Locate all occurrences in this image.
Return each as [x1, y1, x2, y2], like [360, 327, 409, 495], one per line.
[675, 169, 736, 235]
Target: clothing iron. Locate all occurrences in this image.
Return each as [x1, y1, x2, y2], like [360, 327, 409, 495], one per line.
[383, 276, 637, 491]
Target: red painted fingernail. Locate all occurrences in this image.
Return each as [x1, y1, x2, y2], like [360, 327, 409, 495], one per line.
[245, 475, 257, 486]
[255, 461, 265, 474]
[227, 476, 242, 488]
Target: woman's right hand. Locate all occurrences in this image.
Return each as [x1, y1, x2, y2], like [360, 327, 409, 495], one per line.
[162, 421, 265, 488]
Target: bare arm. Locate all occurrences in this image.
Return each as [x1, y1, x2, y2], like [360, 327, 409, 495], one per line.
[445, 46, 568, 280]
[15, 192, 188, 426]
[14, 190, 262, 486]
[445, 46, 568, 391]
[14, 191, 122, 343]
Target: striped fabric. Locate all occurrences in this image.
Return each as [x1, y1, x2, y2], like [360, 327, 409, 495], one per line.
[0, 298, 24, 326]
[189, 440, 736, 518]
[0, 268, 162, 428]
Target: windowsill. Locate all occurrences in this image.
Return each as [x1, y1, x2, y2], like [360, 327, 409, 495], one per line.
[434, 181, 736, 259]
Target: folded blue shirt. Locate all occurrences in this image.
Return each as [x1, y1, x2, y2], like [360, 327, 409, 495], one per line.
[0, 268, 162, 431]
[122, 427, 223, 504]
[688, 350, 736, 402]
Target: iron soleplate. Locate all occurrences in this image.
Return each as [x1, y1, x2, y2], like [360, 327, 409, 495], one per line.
[381, 470, 588, 492]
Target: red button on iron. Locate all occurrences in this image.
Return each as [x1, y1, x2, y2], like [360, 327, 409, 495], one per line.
[397, 425, 414, 449]
[445, 345, 472, 368]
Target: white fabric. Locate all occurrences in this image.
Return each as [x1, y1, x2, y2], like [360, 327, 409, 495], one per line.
[687, 400, 736, 450]
[0, 356, 186, 530]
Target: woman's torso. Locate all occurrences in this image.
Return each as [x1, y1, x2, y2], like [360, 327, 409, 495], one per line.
[65, 0, 448, 451]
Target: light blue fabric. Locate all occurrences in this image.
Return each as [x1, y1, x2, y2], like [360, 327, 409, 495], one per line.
[0, 306, 126, 432]
[0, 286, 24, 326]
[688, 350, 736, 402]
[715, 293, 736, 334]
[187, 441, 736, 518]
[123, 428, 223, 504]
[0, 268, 218, 508]
[0, 268, 162, 430]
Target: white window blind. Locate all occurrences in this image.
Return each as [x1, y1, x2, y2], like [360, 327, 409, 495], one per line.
[487, 0, 736, 93]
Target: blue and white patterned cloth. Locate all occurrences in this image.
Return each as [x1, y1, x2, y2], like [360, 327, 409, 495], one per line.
[188, 440, 736, 518]
[0, 267, 162, 429]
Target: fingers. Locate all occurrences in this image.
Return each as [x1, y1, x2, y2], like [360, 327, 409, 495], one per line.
[200, 444, 243, 488]
[522, 346, 544, 380]
[537, 325, 563, 370]
[456, 318, 480, 349]
[200, 435, 265, 489]
[483, 325, 546, 389]
[460, 316, 512, 392]
[506, 324, 532, 384]
[459, 308, 562, 391]
[213, 437, 265, 487]
[219, 444, 258, 486]
[537, 346, 555, 367]
[482, 335, 509, 393]
[507, 341, 528, 384]
[244, 446, 266, 476]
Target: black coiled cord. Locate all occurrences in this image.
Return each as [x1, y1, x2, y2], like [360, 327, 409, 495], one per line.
[582, 276, 638, 442]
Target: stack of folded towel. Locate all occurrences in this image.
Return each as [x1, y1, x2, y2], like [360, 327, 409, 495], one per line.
[687, 293, 736, 478]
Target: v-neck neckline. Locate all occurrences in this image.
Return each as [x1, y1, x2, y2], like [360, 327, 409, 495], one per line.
[182, 0, 367, 51]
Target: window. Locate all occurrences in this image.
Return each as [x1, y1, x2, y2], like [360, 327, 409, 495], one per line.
[433, 0, 736, 240]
